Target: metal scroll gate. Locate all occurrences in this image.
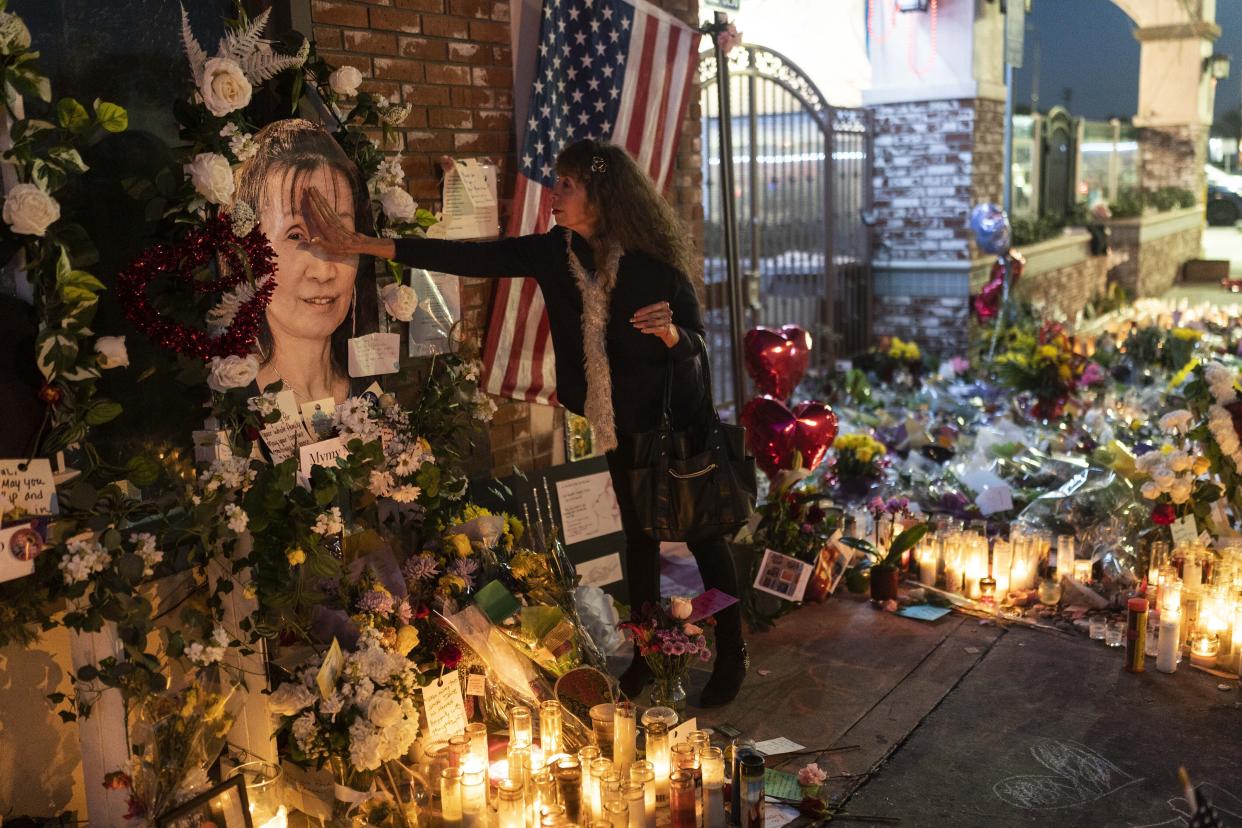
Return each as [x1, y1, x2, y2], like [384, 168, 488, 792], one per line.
[700, 44, 873, 414]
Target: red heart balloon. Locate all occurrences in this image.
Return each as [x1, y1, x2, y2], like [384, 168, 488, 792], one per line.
[970, 252, 1025, 324]
[743, 325, 813, 400]
[741, 396, 838, 477]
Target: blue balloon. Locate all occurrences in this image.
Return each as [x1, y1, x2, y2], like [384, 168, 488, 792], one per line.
[969, 203, 1011, 255]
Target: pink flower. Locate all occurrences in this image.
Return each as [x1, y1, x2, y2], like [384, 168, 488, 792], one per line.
[1078, 362, 1106, 388]
[797, 763, 827, 786]
[714, 22, 742, 55]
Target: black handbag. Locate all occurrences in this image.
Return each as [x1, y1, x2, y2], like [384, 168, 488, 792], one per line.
[628, 338, 757, 542]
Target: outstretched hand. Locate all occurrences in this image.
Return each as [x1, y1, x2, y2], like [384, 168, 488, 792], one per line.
[631, 301, 681, 348]
[304, 188, 394, 260]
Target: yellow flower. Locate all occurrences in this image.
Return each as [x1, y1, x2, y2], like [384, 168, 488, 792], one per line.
[395, 624, 419, 655]
[506, 515, 525, 542]
[1036, 344, 1059, 361]
[1160, 444, 1174, 455]
[286, 548, 306, 566]
[1193, 456, 1211, 475]
[448, 533, 473, 558]
[1171, 327, 1202, 341]
[856, 448, 873, 463]
[439, 574, 466, 592]
[1058, 364, 1071, 383]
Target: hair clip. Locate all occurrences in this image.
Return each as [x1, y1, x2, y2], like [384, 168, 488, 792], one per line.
[590, 155, 608, 174]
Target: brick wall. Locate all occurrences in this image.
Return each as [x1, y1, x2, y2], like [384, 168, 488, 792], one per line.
[869, 97, 1004, 355]
[315, 0, 702, 476]
[996, 233, 1108, 321]
[1107, 208, 1204, 297]
[1139, 124, 1208, 201]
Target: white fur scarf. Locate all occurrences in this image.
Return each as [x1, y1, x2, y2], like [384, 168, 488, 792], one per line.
[566, 231, 623, 454]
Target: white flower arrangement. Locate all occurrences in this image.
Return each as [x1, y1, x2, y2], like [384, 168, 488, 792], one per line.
[224, 502, 249, 534]
[207, 354, 260, 392]
[58, 535, 111, 585]
[198, 456, 256, 496]
[1203, 361, 1242, 474]
[186, 626, 231, 667]
[312, 506, 345, 536]
[130, 532, 164, 578]
[279, 627, 422, 775]
[3, 182, 61, 236]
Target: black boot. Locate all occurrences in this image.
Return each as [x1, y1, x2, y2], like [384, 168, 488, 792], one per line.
[699, 641, 747, 707]
[618, 652, 653, 699]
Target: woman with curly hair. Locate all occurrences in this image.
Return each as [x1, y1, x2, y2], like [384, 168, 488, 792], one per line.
[305, 138, 747, 706]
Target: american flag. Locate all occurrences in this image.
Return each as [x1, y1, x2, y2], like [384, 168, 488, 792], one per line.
[482, 0, 701, 404]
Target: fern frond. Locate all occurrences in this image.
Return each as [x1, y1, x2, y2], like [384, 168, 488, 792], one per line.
[217, 7, 271, 63]
[180, 4, 208, 85]
[242, 38, 310, 84]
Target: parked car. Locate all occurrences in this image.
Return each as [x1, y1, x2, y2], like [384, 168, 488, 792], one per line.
[1206, 164, 1242, 225]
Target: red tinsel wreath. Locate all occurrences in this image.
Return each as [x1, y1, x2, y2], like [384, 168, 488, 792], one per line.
[115, 215, 277, 359]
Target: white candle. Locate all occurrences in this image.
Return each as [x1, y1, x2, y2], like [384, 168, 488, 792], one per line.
[1157, 610, 1180, 674]
[918, 545, 937, 587]
[630, 762, 656, 828]
[441, 767, 464, 828]
[613, 702, 636, 776]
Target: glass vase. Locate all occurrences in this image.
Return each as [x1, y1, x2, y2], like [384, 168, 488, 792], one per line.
[648, 675, 687, 715]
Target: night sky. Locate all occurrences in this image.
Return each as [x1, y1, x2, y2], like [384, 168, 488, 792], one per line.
[1013, 0, 1242, 122]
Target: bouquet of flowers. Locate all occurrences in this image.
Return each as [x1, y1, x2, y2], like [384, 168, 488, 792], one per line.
[618, 597, 711, 712]
[272, 628, 422, 823]
[864, 336, 925, 384]
[824, 432, 889, 497]
[401, 526, 479, 617]
[995, 321, 1090, 420]
[104, 685, 235, 823]
[1132, 409, 1217, 528]
[740, 477, 839, 565]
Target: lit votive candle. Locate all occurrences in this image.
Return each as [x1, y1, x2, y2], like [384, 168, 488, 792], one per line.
[1190, 632, 1220, 668]
[497, 779, 524, 828]
[590, 757, 614, 822]
[441, 767, 464, 828]
[1073, 560, 1092, 584]
[629, 760, 656, 828]
[461, 758, 487, 827]
[540, 699, 563, 757]
[613, 702, 637, 775]
[623, 781, 645, 828]
[510, 705, 533, 749]
[918, 547, 938, 587]
[644, 721, 670, 806]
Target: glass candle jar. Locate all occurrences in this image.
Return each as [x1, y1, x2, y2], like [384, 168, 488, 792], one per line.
[644, 721, 670, 805]
[629, 761, 656, 828]
[540, 699, 564, 757]
[740, 752, 766, 828]
[669, 770, 696, 828]
[497, 779, 525, 828]
[613, 702, 637, 775]
[589, 757, 614, 822]
[700, 747, 726, 828]
[448, 734, 472, 769]
[590, 703, 616, 759]
[441, 767, 464, 828]
[623, 781, 645, 828]
[510, 705, 534, 749]
[1089, 615, 1107, 640]
[553, 757, 582, 823]
[461, 759, 487, 827]
[1105, 619, 1125, 648]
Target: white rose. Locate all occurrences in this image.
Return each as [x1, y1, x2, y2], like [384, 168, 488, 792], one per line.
[1169, 478, 1193, 504]
[1167, 452, 1192, 473]
[199, 57, 253, 117]
[668, 596, 694, 620]
[3, 183, 60, 237]
[1140, 481, 1161, 500]
[94, 336, 129, 369]
[1158, 409, 1193, 434]
[379, 186, 417, 223]
[1150, 468, 1175, 490]
[367, 692, 404, 728]
[184, 152, 234, 206]
[268, 682, 318, 717]
[381, 282, 418, 322]
[207, 354, 259, 392]
[329, 65, 363, 97]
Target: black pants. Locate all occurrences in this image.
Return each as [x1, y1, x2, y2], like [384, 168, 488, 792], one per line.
[605, 442, 744, 655]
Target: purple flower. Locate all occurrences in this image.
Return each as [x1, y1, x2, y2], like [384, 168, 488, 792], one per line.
[357, 589, 395, 616]
[402, 554, 440, 583]
[868, 496, 886, 514]
[397, 599, 413, 625]
[450, 558, 479, 589]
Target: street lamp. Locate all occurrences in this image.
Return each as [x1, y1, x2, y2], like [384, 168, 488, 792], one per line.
[1204, 53, 1231, 81]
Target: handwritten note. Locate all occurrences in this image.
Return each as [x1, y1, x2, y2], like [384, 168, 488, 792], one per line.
[316, 639, 344, 699]
[433, 159, 499, 240]
[423, 669, 468, 742]
[348, 332, 401, 377]
[754, 737, 805, 756]
[0, 459, 55, 524]
[556, 472, 623, 545]
[1171, 514, 1198, 548]
[299, 437, 348, 479]
[465, 673, 486, 697]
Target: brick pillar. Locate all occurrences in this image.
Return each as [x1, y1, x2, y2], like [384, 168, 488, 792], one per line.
[1138, 123, 1209, 199]
[862, 0, 1006, 356]
[317, 0, 701, 475]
